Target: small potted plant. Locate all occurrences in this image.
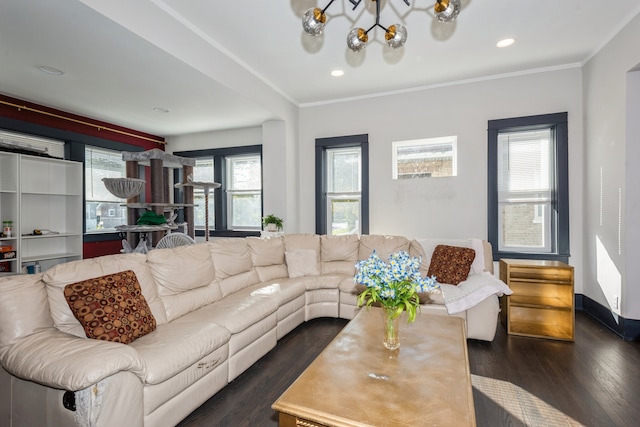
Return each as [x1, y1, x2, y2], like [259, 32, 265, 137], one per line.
[262, 214, 283, 232]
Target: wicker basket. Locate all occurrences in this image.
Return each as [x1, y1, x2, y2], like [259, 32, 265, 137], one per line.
[102, 178, 146, 199]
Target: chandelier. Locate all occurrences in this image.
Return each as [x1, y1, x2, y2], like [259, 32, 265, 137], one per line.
[302, 0, 461, 52]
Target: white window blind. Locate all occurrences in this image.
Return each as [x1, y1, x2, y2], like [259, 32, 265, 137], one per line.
[0, 130, 65, 158]
[497, 129, 553, 252]
[497, 130, 552, 204]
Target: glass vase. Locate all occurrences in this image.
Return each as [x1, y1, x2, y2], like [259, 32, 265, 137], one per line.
[381, 307, 400, 350]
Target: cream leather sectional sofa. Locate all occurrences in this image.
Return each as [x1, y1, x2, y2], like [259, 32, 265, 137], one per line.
[0, 234, 500, 427]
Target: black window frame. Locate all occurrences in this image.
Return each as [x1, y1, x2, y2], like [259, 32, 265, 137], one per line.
[174, 145, 262, 238]
[487, 112, 569, 263]
[315, 134, 369, 235]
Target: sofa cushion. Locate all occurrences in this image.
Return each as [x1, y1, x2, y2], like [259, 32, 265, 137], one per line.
[427, 245, 476, 285]
[209, 238, 253, 279]
[285, 249, 320, 278]
[199, 288, 279, 334]
[43, 253, 166, 338]
[0, 273, 53, 346]
[358, 235, 410, 261]
[247, 237, 289, 281]
[321, 235, 359, 275]
[147, 243, 223, 321]
[129, 312, 230, 385]
[283, 234, 320, 253]
[64, 270, 156, 344]
[417, 238, 486, 274]
[147, 243, 216, 293]
[409, 239, 430, 277]
[209, 239, 260, 297]
[247, 236, 285, 267]
[283, 234, 321, 275]
[321, 234, 359, 262]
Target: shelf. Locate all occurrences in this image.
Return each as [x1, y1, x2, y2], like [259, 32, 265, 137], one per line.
[21, 191, 81, 197]
[123, 203, 196, 212]
[508, 320, 574, 341]
[500, 258, 574, 341]
[115, 224, 176, 232]
[22, 252, 82, 262]
[21, 233, 80, 239]
[509, 295, 572, 310]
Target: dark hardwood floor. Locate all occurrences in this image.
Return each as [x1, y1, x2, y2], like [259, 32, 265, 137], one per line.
[176, 312, 640, 427]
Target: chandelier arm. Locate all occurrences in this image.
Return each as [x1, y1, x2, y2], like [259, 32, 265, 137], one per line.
[348, 0, 363, 11]
[365, 22, 389, 34]
[321, 0, 338, 14]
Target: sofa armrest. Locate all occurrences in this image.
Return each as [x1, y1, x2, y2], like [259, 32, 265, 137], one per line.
[0, 327, 145, 391]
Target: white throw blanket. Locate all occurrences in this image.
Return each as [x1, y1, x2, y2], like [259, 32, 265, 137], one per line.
[440, 272, 513, 314]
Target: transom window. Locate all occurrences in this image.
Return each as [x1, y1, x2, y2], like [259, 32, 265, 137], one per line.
[392, 136, 457, 179]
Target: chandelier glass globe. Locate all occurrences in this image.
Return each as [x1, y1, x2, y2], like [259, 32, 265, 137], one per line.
[302, 8, 327, 36]
[347, 28, 368, 52]
[385, 25, 407, 49]
[434, 0, 461, 23]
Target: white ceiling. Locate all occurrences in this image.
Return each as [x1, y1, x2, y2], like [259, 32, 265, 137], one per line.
[1, 0, 639, 137]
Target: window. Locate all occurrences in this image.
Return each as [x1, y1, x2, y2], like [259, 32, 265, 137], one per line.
[488, 113, 569, 262]
[174, 145, 262, 237]
[193, 158, 215, 229]
[316, 135, 369, 235]
[392, 136, 457, 179]
[85, 146, 127, 233]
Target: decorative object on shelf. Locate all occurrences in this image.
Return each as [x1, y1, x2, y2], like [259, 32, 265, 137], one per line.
[2, 220, 12, 237]
[302, 0, 461, 52]
[355, 250, 439, 349]
[31, 229, 59, 236]
[136, 211, 167, 225]
[262, 214, 284, 232]
[102, 177, 146, 199]
[122, 238, 149, 254]
[174, 175, 220, 242]
[155, 232, 196, 249]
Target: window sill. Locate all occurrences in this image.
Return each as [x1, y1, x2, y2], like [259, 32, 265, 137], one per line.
[493, 251, 570, 264]
[196, 230, 260, 238]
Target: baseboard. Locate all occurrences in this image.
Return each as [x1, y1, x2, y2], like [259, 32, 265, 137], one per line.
[575, 294, 640, 341]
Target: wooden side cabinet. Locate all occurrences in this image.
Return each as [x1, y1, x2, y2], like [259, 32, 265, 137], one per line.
[499, 259, 574, 341]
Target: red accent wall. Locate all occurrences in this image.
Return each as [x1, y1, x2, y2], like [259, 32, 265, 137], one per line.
[0, 94, 165, 259]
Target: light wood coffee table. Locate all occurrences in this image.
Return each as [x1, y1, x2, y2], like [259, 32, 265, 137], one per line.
[272, 307, 476, 427]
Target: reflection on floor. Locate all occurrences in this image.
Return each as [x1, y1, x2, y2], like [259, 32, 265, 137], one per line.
[472, 374, 584, 427]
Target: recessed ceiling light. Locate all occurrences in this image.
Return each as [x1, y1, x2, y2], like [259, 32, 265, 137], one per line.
[37, 65, 64, 76]
[331, 69, 344, 77]
[496, 38, 515, 48]
[152, 107, 170, 113]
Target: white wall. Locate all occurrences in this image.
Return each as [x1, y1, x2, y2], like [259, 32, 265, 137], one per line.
[168, 126, 262, 151]
[299, 68, 584, 291]
[583, 14, 640, 319]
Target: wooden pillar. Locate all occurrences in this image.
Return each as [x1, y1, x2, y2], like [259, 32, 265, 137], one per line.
[183, 165, 195, 239]
[150, 158, 164, 246]
[125, 160, 140, 249]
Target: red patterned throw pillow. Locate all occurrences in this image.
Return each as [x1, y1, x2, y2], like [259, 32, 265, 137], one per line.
[427, 245, 476, 285]
[64, 270, 156, 344]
